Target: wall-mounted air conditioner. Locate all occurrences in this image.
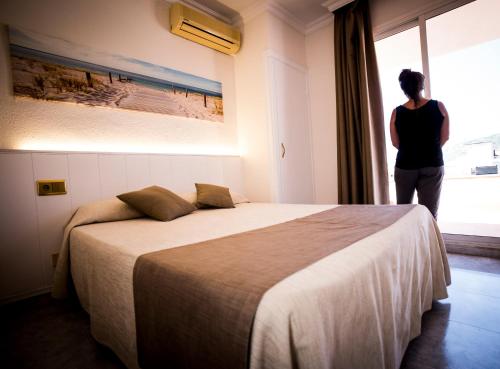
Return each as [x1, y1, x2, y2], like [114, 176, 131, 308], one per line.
[170, 3, 241, 55]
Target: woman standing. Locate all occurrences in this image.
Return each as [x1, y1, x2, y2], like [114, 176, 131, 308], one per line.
[389, 69, 450, 219]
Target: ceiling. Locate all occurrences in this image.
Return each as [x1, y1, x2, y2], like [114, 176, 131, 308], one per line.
[190, 0, 331, 26]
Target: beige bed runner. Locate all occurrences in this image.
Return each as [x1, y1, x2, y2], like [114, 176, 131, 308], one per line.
[133, 204, 416, 369]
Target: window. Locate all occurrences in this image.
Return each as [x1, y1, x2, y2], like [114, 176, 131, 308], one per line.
[375, 26, 422, 203]
[427, 0, 500, 229]
[375, 0, 500, 236]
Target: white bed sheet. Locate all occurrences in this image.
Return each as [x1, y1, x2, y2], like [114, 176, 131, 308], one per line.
[69, 202, 449, 369]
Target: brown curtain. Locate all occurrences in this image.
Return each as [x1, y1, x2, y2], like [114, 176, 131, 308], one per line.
[334, 0, 389, 204]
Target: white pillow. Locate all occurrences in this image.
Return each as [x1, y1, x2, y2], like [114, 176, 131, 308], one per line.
[69, 198, 143, 226]
[230, 191, 250, 205]
[178, 192, 197, 204]
[178, 191, 250, 205]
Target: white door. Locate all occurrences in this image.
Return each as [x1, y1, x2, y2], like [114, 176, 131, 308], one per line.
[267, 54, 314, 204]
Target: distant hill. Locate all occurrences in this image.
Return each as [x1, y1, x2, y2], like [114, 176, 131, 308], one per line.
[444, 133, 500, 162]
[464, 133, 500, 147]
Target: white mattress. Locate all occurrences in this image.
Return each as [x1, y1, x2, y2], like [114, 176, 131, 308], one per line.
[69, 202, 449, 369]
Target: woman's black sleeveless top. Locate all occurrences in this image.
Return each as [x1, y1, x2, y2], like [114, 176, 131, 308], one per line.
[395, 99, 444, 169]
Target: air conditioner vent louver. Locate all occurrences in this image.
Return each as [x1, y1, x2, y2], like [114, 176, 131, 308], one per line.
[180, 21, 235, 49]
[170, 3, 241, 55]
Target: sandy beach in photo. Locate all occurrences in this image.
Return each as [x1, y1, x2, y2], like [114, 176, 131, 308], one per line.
[10, 54, 224, 122]
[7, 26, 224, 123]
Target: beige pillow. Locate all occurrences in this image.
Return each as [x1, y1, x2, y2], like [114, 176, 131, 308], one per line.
[117, 186, 196, 221]
[195, 183, 235, 209]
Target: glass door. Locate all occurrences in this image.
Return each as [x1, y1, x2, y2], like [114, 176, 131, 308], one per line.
[426, 0, 500, 236]
[375, 26, 423, 204]
[375, 0, 500, 237]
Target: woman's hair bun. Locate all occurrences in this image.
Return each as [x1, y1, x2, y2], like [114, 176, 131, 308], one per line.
[399, 69, 412, 81]
[398, 69, 425, 101]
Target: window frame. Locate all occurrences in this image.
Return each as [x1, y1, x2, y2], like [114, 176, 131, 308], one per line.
[373, 0, 475, 98]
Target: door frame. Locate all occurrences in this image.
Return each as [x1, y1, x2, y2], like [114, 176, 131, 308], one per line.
[264, 50, 316, 203]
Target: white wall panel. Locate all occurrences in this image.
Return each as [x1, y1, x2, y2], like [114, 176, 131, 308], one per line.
[170, 156, 224, 193]
[197, 156, 224, 186]
[68, 154, 100, 211]
[222, 157, 244, 193]
[32, 153, 72, 286]
[149, 155, 175, 190]
[126, 155, 151, 191]
[0, 153, 42, 302]
[169, 156, 199, 192]
[98, 154, 127, 199]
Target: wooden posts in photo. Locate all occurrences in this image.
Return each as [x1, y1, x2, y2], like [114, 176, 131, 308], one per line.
[34, 75, 44, 92]
[204, 94, 207, 107]
[109, 72, 113, 83]
[85, 72, 93, 88]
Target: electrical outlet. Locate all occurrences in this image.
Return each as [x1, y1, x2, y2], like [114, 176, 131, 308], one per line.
[37, 180, 67, 196]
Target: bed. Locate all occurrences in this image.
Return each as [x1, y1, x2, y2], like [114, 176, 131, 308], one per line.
[54, 200, 450, 369]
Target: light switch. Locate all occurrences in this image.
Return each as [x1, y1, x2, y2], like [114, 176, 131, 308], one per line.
[37, 180, 67, 196]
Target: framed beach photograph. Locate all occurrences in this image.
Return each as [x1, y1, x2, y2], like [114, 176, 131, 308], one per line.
[8, 26, 224, 123]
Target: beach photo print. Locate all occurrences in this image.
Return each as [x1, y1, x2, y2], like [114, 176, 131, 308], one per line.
[8, 26, 224, 122]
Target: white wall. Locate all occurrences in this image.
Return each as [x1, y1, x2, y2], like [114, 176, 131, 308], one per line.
[267, 12, 307, 68]
[0, 0, 238, 155]
[235, 10, 320, 202]
[305, 21, 338, 204]
[234, 13, 272, 201]
[0, 0, 340, 204]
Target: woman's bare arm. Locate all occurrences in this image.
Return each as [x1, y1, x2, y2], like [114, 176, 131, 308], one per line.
[389, 109, 399, 149]
[438, 101, 450, 147]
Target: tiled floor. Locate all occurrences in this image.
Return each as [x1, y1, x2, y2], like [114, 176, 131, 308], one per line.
[0, 294, 126, 369]
[1, 253, 500, 369]
[400, 265, 500, 369]
[447, 253, 500, 274]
